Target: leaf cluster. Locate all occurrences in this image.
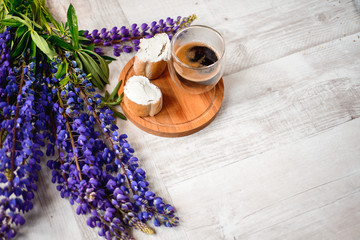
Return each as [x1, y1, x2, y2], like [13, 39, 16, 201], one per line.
[0, 1, 112, 91]
[101, 80, 126, 120]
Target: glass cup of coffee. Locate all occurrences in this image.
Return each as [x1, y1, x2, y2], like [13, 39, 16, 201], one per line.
[168, 25, 225, 94]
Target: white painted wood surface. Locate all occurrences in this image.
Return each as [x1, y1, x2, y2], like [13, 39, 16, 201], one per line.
[19, 0, 360, 239]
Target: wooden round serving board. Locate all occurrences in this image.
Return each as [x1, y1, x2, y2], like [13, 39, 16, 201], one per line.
[118, 57, 224, 137]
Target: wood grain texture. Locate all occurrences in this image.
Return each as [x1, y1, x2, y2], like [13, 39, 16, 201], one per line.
[119, 57, 224, 137]
[168, 118, 360, 240]
[18, 0, 360, 240]
[148, 32, 360, 186]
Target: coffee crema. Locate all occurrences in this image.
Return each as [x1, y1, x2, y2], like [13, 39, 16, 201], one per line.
[175, 42, 219, 68]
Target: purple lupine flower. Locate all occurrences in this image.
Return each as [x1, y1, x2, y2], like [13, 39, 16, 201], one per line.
[82, 14, 196, 56]
[0, 30, 51, 238]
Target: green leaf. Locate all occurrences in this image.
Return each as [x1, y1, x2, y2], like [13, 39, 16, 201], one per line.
[104, 91, 110, 100]
[38, 11, 52, 33]
[59, 75, 70, 86]
[109, 79, 122, 101]
[86, 53, 108, 83]
[46, 35, 75, 51]
[30, 39, 36, 58]
[18, 13, 42, 29]
[67, 4, 79, 49]
[71, 72, 78, 84]
[81, 43, 94, 51]
[81, 49, 109, 84]
[1, 17, 24, 27]
[77, 51, 104, 90]
[30, 30, 57, 59]
[78, 35, 89, 42]
[4, 15, 30, 28]
[111, 108, 127, 120]
[107, 95, 123, 106]
[15, 25, 27, 39]
[56, 61, 68, 79]
[0, 4, 7, 29]
[108, 101, 121, 106]
[11, 30, 30, 59]
[101, 55, 117, 62]
[99, 57, 109, 84]
[78, 30, 90, 42]
[117, 92, 124, 101]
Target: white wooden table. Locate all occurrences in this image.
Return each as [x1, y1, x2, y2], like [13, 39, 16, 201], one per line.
[20, 0, 360, 239]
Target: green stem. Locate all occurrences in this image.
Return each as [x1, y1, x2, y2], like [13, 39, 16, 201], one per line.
[0, 128, 4, 148]
[56, 88, 83, 181]
[78, 87, 169, 221]
[50, 111, 68, 183]
[9, 64, 25, 188]
[78, 87, 135, 195]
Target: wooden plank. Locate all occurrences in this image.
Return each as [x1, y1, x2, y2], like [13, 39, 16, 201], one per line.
[138, 32, 360, 186]
[47, 0, 129, 29]
[168, 118, 360, 240]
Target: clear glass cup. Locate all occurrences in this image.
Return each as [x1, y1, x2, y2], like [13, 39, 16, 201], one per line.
[168, 25, 225, 94]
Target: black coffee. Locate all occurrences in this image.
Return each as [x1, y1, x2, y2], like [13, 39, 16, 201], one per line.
[173, 42, 220, 93]
[175, 42, 218, 68]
